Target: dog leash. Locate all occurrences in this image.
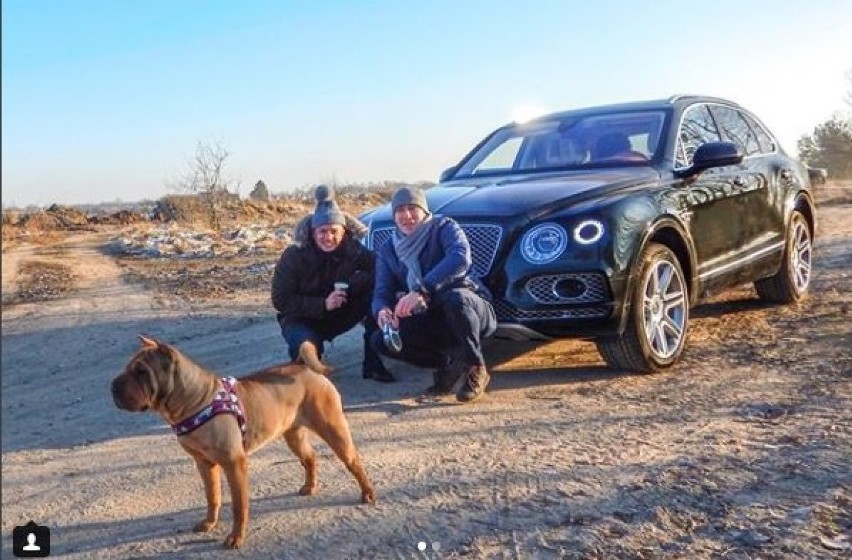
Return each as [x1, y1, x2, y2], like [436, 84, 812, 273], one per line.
[171, 377, 247, 441]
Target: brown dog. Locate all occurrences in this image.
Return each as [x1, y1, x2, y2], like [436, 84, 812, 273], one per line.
[111, 336, 375, 549]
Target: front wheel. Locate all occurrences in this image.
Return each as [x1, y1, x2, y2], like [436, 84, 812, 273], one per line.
[597, 243, 689, 372]
[754, 210, 811, 303]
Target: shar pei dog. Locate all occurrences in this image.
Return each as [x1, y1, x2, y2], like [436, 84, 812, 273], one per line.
[111, 336, 375, 549]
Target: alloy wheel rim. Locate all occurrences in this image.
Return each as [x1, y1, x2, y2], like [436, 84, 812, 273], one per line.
[642, 260, 687, 360]
[791, 221, 812, 293]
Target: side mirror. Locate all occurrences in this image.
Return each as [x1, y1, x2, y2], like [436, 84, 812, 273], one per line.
[439, 165, 458, 183]
[677, 141, 743, 178]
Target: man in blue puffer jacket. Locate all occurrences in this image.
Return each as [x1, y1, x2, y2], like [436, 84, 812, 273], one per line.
[370, 186, 497, 402]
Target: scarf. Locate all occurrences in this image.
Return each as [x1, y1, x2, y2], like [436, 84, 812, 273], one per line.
[393, 215, 438, 291]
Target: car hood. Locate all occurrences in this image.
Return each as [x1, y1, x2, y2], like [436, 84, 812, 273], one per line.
[364, 168, 660, 224]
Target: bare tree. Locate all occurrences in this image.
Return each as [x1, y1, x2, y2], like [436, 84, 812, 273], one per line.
[174, 141, 236, 230]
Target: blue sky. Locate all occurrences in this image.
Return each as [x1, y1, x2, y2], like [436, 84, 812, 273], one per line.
[3, 0, 851, 206]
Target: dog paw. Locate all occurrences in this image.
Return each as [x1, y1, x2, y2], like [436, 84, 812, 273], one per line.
[361, 489, 377, 504]
[193, 520, 217, 533]
[223, 532, 245, 549]
[298, 484, 317, 496]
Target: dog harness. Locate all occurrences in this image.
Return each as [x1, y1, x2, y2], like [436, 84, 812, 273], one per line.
[171, 377, 247, 440]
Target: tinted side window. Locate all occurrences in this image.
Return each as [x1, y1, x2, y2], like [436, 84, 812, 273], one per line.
[675, 105, 720, 168]
[710, 105, 760, 156]
[741, 112, 776, 153]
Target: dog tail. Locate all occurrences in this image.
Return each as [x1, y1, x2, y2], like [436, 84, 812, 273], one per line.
[297, 340, 332, 376]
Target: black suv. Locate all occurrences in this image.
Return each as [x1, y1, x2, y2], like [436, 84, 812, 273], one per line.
[362, 96, 818, 372]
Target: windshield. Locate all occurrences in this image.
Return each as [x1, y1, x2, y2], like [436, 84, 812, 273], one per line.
[454, 110, 667, 178]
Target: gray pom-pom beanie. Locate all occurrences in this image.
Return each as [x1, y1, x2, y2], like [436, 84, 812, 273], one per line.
[311, 184, 346, 228]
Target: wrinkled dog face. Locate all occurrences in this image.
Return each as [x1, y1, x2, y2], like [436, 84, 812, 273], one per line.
[111, 355, 156, 411]
[111, 338, 174, 412]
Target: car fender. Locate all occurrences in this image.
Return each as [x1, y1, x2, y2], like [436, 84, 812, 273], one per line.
[788, 190, 817, 239]
[615, 214, 697, 334]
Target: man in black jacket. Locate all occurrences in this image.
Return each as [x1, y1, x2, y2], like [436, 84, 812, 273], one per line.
[272, 185, 394, 382]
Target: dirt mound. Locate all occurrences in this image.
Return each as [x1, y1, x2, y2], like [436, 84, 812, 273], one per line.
[149, 191, 391, 229]
[17, 212, 61, 230]
[9, 204, 92, 232]
[46, 204, 90, 227]
[88, 210, 147, 225]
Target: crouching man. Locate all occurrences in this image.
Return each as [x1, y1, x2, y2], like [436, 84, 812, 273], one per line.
[272, 185, 394, 382]
[370, 186, 496, 402]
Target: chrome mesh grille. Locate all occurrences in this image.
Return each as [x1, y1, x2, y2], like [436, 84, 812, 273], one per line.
[494, 300, 610, 322]
[370, 227, 394, 252]
[370, 223, 503, 278]
[526, 273, 610, 304]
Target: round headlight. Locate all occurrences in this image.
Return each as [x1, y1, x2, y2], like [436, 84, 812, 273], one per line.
[521, 223, 567, 264]
[573, 219, 604, 245]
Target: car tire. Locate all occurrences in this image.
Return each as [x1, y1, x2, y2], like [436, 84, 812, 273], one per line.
[597, 243, 689, 373]
[754, 210, 811, 303]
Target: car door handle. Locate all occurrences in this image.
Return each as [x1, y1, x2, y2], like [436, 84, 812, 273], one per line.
[733, 176, 746, 186]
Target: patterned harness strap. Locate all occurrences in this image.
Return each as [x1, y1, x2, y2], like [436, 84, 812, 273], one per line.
[171, 377, 247, 442]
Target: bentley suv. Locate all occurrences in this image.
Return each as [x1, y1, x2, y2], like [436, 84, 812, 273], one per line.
[361, 95, 818, 372]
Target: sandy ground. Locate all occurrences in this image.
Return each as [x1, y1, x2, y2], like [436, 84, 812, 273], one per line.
[1, 202, 850, 559]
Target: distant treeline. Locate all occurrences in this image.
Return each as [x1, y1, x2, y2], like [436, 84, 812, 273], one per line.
[3, 180, 435, 217]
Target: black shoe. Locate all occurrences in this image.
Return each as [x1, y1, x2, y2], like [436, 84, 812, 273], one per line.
[421, 363, 464, 397]
[456, 365, 491, 402]
[363, 365, 396, 383]
[421, 382, 452, 397]
[363, 348, 395, 382]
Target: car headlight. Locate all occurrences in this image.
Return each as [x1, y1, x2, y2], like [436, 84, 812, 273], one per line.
[573, 219, 604, 245]
[521, 223, 567, 264]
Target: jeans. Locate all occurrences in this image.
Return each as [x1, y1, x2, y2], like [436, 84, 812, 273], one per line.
[279, 291, 382, 371]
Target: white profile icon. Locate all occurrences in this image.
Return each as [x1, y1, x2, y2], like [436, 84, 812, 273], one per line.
[23, 532, 41, 551]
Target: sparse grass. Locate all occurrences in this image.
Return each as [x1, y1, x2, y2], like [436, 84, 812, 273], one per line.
[117, 255, 275, 302]
[3, 260, 77, 304]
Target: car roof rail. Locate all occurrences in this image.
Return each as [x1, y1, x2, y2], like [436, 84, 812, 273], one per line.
[667, 94, 701, 103]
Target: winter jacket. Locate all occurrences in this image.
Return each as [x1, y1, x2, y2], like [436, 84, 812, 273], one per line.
[271, 232, 375, 323]
[372, 216, 491, 317]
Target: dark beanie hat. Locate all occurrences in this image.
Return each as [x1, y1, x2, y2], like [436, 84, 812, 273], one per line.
[391, 186, 430, 214]
[311, 184, 346, 228]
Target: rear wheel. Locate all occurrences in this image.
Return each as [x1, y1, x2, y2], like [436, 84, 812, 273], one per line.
[754, 210, 811, 303]
[597, 243, 689, 372]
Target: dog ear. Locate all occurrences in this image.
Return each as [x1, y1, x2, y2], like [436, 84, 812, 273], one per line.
[139, 335, 160, 349]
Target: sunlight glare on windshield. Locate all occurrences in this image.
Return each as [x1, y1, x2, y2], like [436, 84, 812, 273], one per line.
[511, 104, 546, 124]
